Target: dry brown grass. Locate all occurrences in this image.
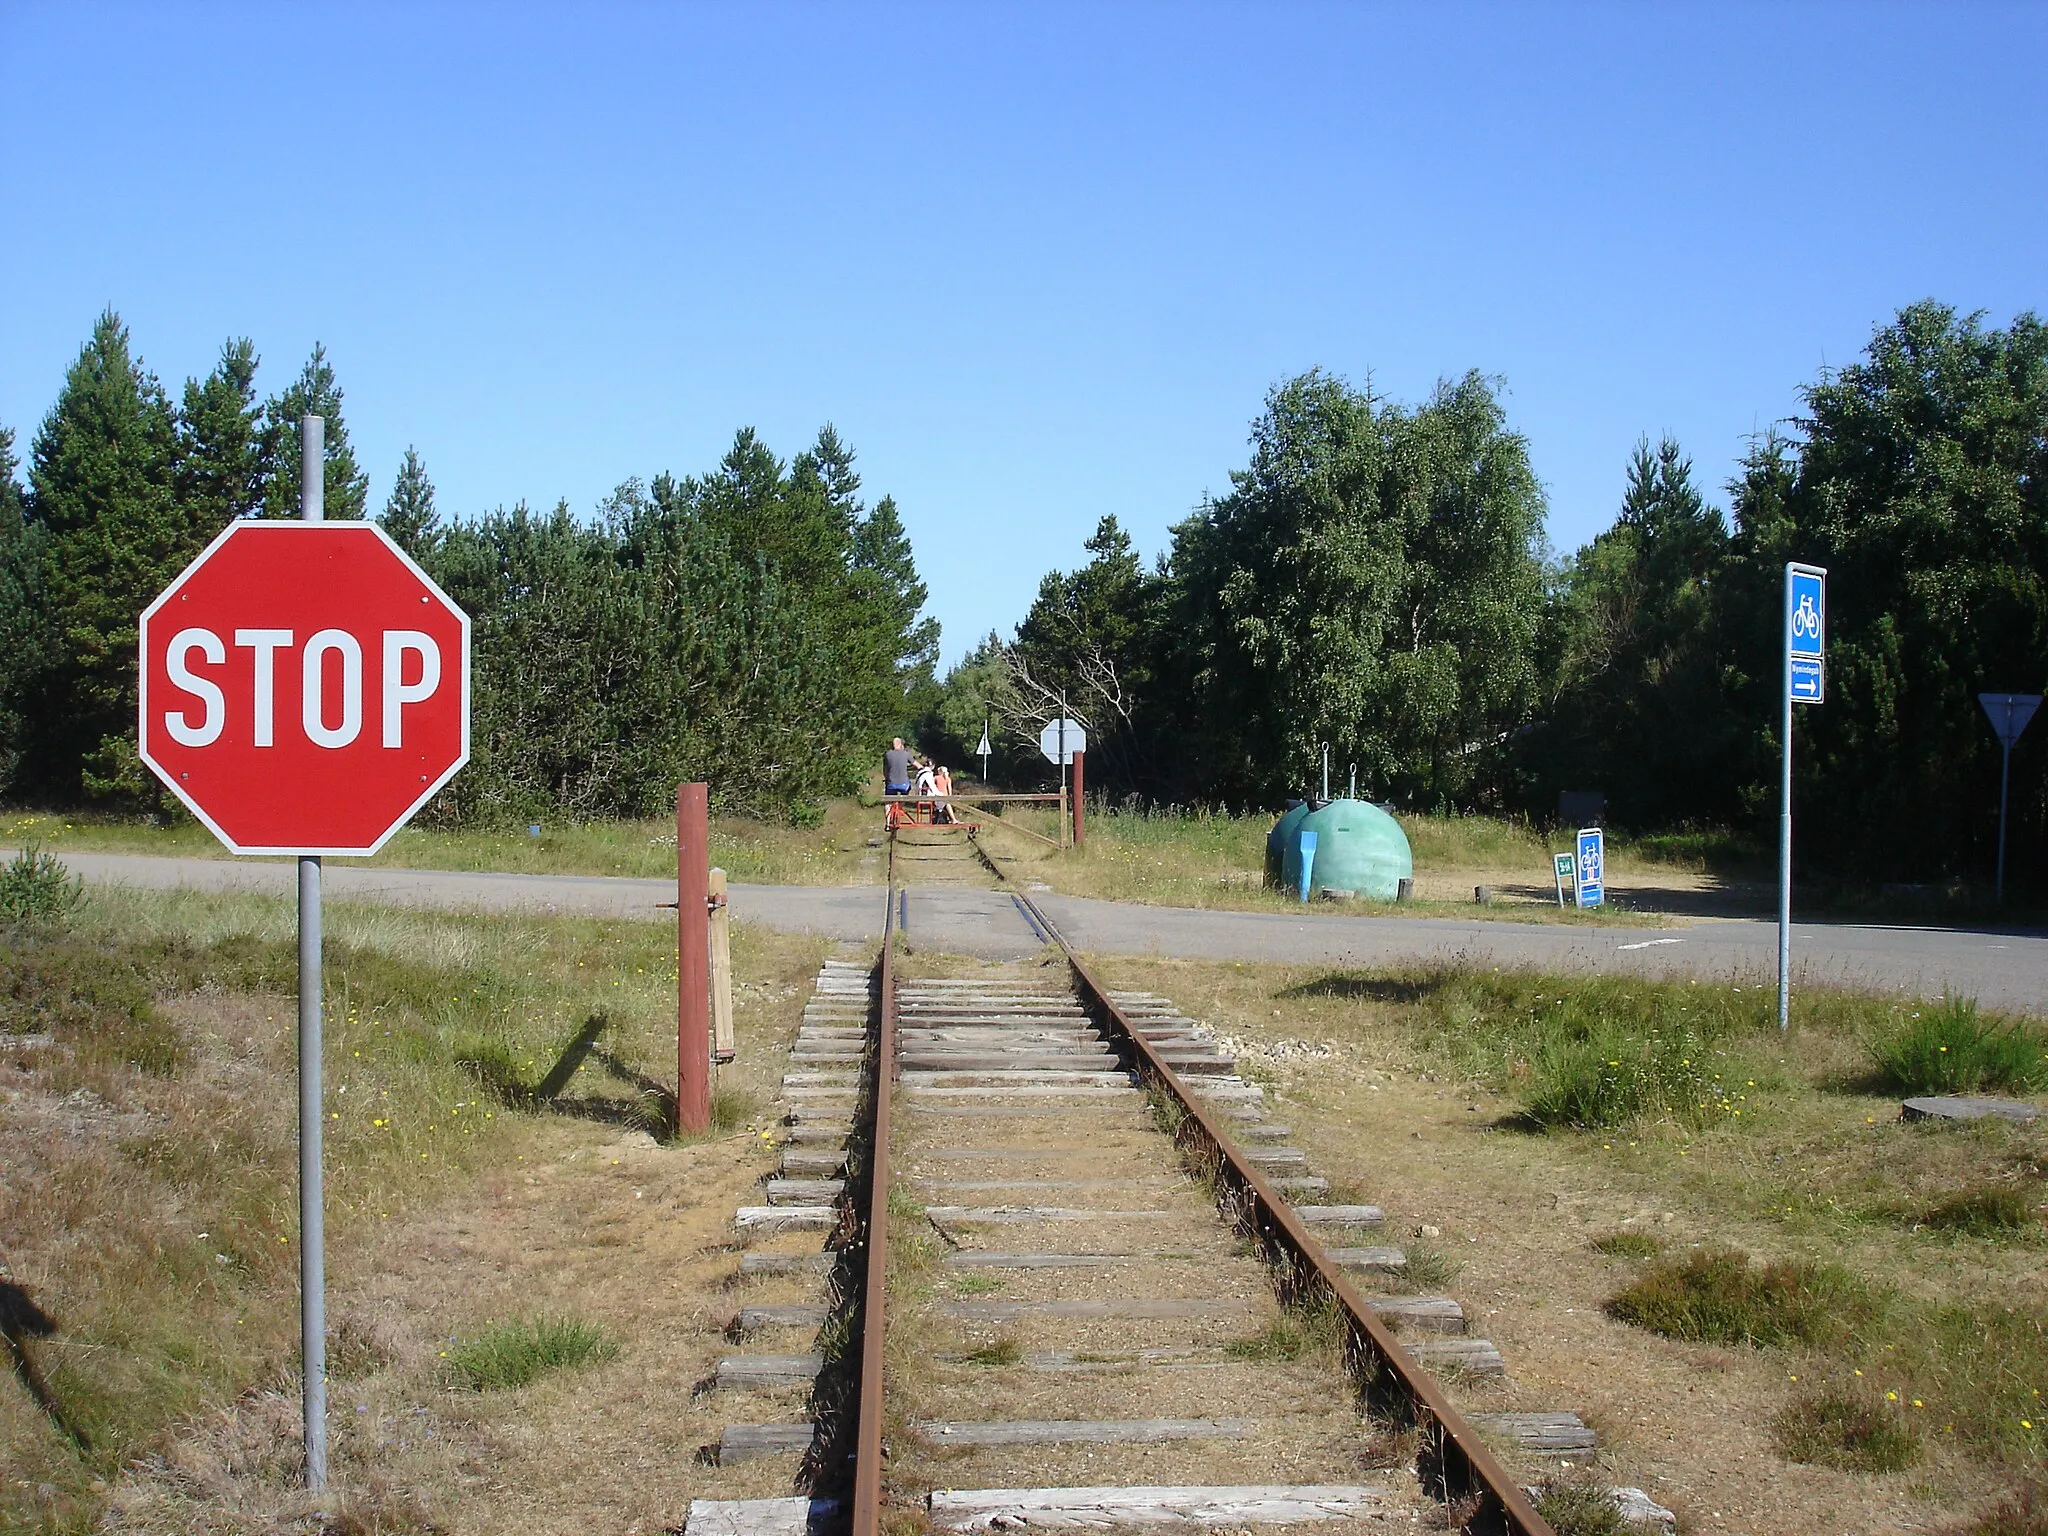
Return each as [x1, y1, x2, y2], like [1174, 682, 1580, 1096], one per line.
[1, 885, 835, 1533]
[1082, 950, 2048, 1534]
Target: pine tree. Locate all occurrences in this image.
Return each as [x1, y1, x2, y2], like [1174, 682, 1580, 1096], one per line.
[259, 343, 370, 519]
[380, 446, 441, 558]
[0, 424, 24, 541]
[0, 423, 46, 792]
[176, 337, 265, 526]
[23, 311, 191, 801]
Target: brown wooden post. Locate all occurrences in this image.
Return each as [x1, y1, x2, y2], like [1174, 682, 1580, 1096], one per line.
[676, 782, 712, 1134]
[1071, 749, 1085, 845]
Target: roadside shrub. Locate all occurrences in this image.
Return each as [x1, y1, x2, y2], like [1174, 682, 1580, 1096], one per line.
[1605, 1246, 1873, 1349]
[1774, 1390, 1921, 1471]
[1920, 1184, 2044, 1241]
[446, 1316, 617, 1391]
[1866, 997, 2047, 1095]
[0, 843, 83, 924]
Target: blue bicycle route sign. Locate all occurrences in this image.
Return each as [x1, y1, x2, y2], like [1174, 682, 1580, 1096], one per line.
[1786, 565, 1826, 705]
[1788, 568, 1824, 658]
[1575, 826, 1604, 909]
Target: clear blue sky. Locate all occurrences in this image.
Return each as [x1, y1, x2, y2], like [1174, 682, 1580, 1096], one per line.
[4, 3, 2042, 665]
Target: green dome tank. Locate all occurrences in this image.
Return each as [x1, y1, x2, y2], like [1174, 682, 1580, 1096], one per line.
[1265, 800, 1311, 886]
[1275, 798, 1412, 899]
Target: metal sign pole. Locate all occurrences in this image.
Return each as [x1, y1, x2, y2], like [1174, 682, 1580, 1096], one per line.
[1997, 736, 2013, 906]
[1777, 569, 1793, 1032]
[1058, 693, 1068, 850]
[297, 415, 328, 1489]
[1778, 562, 1826, 1032]
[1978, 694, 2040, 907]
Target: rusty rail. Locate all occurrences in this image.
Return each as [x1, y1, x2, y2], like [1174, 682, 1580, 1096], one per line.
[1004, 883, 1557, 1536]
[849, 837, 899, 1536]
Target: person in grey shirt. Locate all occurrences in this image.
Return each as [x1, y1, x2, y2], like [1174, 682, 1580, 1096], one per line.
[883, 738, 912, 795]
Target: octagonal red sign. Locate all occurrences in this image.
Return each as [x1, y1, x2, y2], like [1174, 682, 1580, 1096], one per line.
[138, 522, 471, 855]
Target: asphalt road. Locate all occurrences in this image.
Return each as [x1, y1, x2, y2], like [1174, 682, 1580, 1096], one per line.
[29, 849, 2048, 1014]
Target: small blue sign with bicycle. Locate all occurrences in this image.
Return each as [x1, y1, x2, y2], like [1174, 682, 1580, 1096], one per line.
[1788, 568, 1825, 659]
[1575, 826, 1604, 909]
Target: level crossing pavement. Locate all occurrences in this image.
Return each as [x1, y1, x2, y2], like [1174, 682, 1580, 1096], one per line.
[20, 849, 2048, 1015]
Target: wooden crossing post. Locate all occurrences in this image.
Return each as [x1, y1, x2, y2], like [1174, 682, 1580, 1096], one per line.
[1071, 749, 1085, 846]
[708, 866, 734, 1063]
[677, 782, 712, 1134]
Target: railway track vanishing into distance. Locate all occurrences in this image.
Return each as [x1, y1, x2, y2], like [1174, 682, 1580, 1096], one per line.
[689, 824, 1668, 1536]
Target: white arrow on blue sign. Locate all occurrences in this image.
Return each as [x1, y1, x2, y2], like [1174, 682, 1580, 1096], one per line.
[1790, 657, 1824, 704]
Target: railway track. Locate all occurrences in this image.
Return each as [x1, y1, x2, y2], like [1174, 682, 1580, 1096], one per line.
[689, 824, 1661, 1536]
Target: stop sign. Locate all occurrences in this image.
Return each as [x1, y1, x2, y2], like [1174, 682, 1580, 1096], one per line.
[138, 522, 470, 855]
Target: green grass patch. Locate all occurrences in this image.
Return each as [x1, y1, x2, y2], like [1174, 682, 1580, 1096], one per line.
[961, 1337, 1022, 1367]
[1608, 1249, 2048, 1464]
[446, 1316, 618, 1391]
[1604, 1246, 1875, 1349]
[2, 801, 880, 884]
[1865, 996, 2048, 1095]
[1299, 968, 1782, 1132]
[1590, 1231, 1665, 1260]
[1522, 1023, 1764, 1130]
[1394, 1241, 1463, 1291]
[1224, 1300, 1343, 1363]
[1918, 1183, 2044, 1241]
[1773, 1389, 1922, 1472]
[950, 1273, 1006, 1296]
[1529, 1480, 1636, 1536]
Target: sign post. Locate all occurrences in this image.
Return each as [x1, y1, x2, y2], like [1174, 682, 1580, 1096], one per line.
[1037, 713, 1088, 849]
[677, 782, 711, 1133]
[1979, 693, 2042, 905]
[137, 417, 471, 1489]
[1780, 562, 1827, 1030]
[1552, 851, 1575, 908]
[295, 420, 325, 1491]
[976, 718, 992, 788]
[1574, 827, 1604, 908]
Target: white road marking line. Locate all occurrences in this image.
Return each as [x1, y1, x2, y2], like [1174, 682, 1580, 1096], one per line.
[1616, 938, 1685, 951]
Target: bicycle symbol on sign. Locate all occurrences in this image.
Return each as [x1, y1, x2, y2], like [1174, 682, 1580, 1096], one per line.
[1791, 592, 1822, 639]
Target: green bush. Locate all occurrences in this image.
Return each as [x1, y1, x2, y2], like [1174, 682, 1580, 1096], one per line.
[1866, 996, 2047, 1095]
[1773, 1390, 1921, 1472]
[0, 843, 83, 924]
[446, 1316, 617, 1391]
[1605, 1246, 1874, 1349]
